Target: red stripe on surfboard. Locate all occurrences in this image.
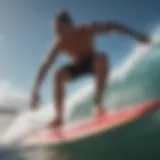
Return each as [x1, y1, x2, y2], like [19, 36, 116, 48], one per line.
[26, 99, 160, 144]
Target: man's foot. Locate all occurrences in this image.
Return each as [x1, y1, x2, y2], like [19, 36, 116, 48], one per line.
[47, 117, 63, 129]
[93, 106, 105, 119]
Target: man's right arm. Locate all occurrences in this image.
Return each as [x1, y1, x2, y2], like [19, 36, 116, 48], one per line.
[30, 41, 61, 109]
[32, 42, 61, 93]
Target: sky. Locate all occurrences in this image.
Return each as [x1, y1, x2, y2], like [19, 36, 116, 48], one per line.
[0, 0, 160, 105]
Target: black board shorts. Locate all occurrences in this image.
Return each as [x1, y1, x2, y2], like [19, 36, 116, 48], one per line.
[63, 53, 94, 79]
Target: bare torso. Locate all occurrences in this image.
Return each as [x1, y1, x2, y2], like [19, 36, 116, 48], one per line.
[59, 26, 94, 61]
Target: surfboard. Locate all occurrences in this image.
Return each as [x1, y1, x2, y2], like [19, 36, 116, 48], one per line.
[24, 99, 160, 147]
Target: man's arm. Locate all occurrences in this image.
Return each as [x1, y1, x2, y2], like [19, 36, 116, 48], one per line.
[30, 41, 61, 109]
[33, 44, 60, 92]
[88, 21, 149, 43]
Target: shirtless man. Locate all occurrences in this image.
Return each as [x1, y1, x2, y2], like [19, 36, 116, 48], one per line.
[30, 10, 149, 127]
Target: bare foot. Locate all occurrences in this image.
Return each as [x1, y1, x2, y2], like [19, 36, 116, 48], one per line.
[93, 106, 105, 119]
[47, 117, 63, 129]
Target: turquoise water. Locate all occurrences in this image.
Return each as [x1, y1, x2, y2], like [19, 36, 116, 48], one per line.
[1, 41, 160, 159]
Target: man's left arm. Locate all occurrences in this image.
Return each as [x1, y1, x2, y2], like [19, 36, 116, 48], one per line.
[88, 21, 150, 43]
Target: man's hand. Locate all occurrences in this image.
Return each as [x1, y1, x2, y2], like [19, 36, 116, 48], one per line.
[47, 117, 63, 129]
[137, 34, 150, 44]
[30, 90, 40, 110]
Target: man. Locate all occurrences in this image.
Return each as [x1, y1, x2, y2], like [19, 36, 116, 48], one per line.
[30, 10, 149, 128]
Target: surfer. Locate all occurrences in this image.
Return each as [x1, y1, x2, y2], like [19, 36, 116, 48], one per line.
[30, 10, 149, 128]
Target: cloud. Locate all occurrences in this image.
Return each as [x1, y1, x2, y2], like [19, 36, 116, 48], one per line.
[0, 80, 28, 110]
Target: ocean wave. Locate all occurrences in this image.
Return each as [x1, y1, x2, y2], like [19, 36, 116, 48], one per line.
[1, 25, 160, 145]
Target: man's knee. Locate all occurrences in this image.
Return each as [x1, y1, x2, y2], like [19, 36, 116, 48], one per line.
[55, 68, 69, 83]
[94, 53, 109, 67]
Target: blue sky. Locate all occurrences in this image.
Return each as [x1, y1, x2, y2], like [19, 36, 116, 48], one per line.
[0, 0, 160, 102]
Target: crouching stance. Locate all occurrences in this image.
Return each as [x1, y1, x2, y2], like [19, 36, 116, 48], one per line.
[30, 10, 149, 128]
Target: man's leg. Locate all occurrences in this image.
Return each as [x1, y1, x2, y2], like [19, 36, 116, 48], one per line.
[51, 68, 70, 127]
[51, 60, 88, 127]
[93, 53, 109, 116]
